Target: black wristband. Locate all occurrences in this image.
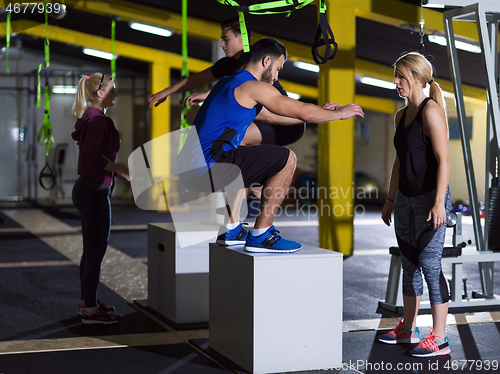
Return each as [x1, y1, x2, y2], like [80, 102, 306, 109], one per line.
[387, 197, 395, 203]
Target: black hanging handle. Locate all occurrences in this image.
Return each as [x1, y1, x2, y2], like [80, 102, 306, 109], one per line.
[311, 1, 338, 64]
[39, 160, 56, 190]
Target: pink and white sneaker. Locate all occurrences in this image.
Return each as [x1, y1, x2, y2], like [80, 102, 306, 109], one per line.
[411, 328, 451, 357]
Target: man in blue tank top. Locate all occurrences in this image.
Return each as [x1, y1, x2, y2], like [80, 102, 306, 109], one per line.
[179, 38, 364, 253]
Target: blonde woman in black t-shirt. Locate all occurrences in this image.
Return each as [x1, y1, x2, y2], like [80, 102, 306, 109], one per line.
[379, 52, 452, 357]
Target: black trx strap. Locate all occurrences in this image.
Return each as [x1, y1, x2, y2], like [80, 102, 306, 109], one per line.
[311, 0, 337, 64]
[38, 62, 57, 191]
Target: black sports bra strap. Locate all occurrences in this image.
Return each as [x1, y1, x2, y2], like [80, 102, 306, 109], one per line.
[398, 107, 408, 129]
[420, 97, 431, 111]
[416, 97, 431, 120]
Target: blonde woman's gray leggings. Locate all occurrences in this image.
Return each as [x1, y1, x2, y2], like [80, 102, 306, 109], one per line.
[394, 188, 452, 305]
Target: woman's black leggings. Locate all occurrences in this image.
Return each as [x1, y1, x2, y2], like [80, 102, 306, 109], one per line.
[72, 182, 111, 308]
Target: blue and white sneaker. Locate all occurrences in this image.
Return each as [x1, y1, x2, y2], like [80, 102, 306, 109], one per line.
[244, 226, 301, 253]
[216, 223, 249, 246]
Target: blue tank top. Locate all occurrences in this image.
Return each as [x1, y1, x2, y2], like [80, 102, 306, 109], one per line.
[394, 97, 438, 197]
[177, 70, 262, 178]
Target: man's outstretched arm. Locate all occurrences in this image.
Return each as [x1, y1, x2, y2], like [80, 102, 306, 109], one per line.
[255, 103, 342, 125]
[237, 81, 364, 123]
[147, 67, 217, 108]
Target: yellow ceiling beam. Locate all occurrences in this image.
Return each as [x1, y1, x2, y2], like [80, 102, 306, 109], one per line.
[356, 59, 487, 102]
[3, 20, 212, 72]
[356, 59, 396, 82]
[74, 0, 222, 42]
[279, 80, 318, 99]
[356, 94, 395, 115]
[0, 21, 316, 99]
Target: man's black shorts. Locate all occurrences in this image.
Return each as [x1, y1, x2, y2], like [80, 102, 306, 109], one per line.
[180, 145, 290, 193]
[218, 145, 290, 187]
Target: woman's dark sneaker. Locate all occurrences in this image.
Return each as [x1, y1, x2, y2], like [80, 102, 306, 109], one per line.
[81, 305, 120, 324]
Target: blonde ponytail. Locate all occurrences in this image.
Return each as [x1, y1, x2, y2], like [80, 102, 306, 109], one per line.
[72, 75, 88, 119]
[71, 73, 112, 119]
[428, 80, 447, 121]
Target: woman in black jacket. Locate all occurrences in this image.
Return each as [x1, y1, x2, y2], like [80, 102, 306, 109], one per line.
[71, 73, 130, 324]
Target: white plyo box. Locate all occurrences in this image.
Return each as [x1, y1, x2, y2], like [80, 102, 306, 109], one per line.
[209, 243, 343, 374]
[147, 222, 219, 324]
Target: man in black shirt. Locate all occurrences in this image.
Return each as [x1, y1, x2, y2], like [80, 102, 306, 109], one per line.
[147, 18, 305, 148]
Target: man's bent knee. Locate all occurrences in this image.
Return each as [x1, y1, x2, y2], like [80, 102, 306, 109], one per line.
[286, 149, 297, 167]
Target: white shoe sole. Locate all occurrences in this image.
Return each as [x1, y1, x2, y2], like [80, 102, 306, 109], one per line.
[216, 239, 246, 246]
[378, 337, 420, 344]
[411, 348, 451, 357]
[81, 318, 119, 325]
[244, 245, 302, 253]
[378, 338, 398, 344]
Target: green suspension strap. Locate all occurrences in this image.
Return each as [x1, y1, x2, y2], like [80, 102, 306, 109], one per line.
[217, 0, 313, 15]
[36, 64, 42, 108]
[216, 0, 251, 52]
[111, 18, 117, 79]
[216, 0, 314, 52]
[4, 12, 11, 74]
[178, 0, 190, 153]
[238, 10, 250, 53]
[37, 0, 56, 190]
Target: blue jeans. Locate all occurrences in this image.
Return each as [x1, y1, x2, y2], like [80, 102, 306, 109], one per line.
[72, 182, 111, 308]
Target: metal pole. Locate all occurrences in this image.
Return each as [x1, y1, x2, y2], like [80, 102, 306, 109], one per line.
[443, 6, 485, 252]
[476, 10, 500, 296]
[476, 5, 500, 155]
[484, 15, 499, 251]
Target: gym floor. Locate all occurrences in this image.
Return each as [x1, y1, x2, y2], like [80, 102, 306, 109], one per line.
[1, 200, 499, 374]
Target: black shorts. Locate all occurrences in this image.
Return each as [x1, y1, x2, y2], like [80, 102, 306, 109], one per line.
[179, 145, 290, 192]
[255, 121, 306, 146]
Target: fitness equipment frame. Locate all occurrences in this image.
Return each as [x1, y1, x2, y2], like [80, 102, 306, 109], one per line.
[442, 1, 500, 306]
